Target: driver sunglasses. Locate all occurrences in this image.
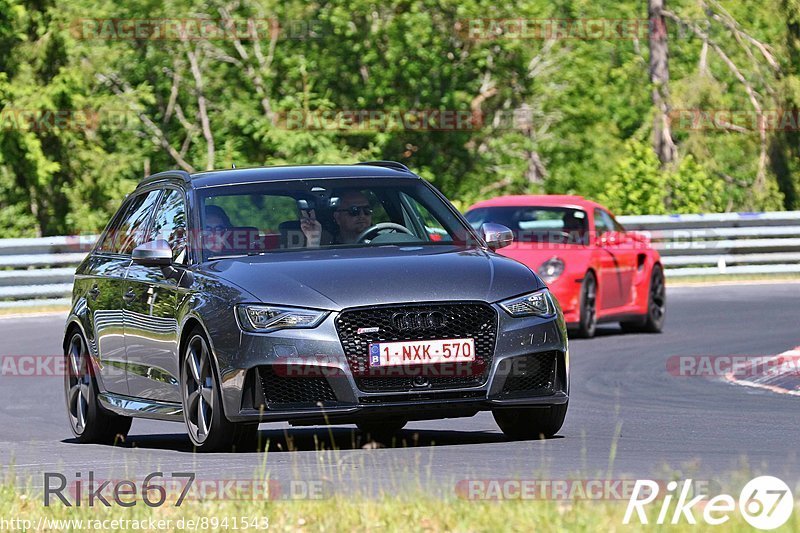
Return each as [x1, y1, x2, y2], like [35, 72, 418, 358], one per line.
[337, 205, 373, 217]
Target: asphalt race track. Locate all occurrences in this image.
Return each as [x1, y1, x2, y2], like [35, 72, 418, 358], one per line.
[2, 283, 799, 496]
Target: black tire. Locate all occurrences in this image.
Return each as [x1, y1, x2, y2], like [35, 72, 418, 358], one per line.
[621, 264, 666, 333]
[574, 271, 597, 338]
[493, 403, 568, 440]
[357, 418, 407, 443]
[180, 328, 259, 452]
[64, 331, 132, 444]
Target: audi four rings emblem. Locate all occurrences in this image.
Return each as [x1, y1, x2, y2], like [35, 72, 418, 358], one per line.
[392, 311, 447, 331]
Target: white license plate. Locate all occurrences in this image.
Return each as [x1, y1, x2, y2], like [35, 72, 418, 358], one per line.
[368, 338, 475, 367]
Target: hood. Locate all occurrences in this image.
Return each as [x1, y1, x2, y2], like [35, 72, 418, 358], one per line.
[199, 245, 542, 310]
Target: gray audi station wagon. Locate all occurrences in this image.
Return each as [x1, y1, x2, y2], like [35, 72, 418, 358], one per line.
[64, 162, 569, 451]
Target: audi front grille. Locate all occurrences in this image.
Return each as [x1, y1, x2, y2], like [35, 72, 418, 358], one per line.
[334, 302, 498, 392]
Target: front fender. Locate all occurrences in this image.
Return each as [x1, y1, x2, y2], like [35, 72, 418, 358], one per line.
[176, 271, 251, 420]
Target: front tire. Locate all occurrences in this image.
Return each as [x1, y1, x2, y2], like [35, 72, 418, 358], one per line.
[493, 403, 568, 440]
[64, 331, 131, 444]
[181, 329, 259, 452]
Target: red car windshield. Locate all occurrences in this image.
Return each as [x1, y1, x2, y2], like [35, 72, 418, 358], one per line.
[465, 206, 589, 245]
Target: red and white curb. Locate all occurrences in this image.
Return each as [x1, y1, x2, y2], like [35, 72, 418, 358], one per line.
[724, 346, 800, 396]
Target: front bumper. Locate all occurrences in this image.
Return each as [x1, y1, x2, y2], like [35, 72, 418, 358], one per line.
[544, 275, 584, 325]
[217, 302, 570, 424]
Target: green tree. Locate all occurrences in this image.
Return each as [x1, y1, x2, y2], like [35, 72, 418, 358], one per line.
[0, 0, 796, 238]
[599, 139, 666, 215]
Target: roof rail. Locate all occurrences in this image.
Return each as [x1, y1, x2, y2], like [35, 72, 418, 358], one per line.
[139, 169, 192, 186]
[356, 161, 410, 172]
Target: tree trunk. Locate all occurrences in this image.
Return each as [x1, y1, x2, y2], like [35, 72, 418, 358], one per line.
[770, 0, 800, 209]
[649, 0, 677, 166]
[29, 186, 42, 238]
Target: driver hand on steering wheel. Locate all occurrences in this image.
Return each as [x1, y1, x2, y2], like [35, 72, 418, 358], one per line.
[302, 190, 373, 247]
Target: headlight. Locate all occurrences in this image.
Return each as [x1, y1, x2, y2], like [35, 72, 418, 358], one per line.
[538, 257, 565, 284]
[499, 289, 557, 318]
[236, 304, 329, 333]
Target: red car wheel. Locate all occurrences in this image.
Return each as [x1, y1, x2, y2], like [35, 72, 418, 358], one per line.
[574, 271, 597, 338]
[621, 264, 666, 333]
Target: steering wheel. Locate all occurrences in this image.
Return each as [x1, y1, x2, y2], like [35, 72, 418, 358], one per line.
[356, 222, 414, 243]
[553, 230, 572, 242]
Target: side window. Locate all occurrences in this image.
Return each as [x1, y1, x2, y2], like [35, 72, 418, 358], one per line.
[399, 192, 452, 242]
[610, 213, 626, 233]
[355, 190, 389, 225]
[96, 198, 134, 253]
[594, 208, 612, 238]
[97, 190, 162, 255]
[206, 194, 297, 232]
[149, 189, 188, 264]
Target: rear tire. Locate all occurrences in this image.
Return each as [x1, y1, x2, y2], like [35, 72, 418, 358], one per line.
[64, 331, 131, 444]
[357, 418, 407, 443]
[621, 264, 666, 333]
[574, 272, 597, 338]
[493, 403, 568, 440]
[181, 328, 259, 452]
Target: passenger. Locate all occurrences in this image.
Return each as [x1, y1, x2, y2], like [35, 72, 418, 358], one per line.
[204, 205, 233, 232]
[203, 205, 233, 253]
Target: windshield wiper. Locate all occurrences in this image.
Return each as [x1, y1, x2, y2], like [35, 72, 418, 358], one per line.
[207, 251, 266, 260]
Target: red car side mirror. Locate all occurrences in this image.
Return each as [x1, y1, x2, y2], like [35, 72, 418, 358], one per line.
[599, 231, 624, 247]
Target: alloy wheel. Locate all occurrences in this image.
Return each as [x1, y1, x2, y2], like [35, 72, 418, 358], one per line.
[650, 268, 666, 323]
[584, 276, 597, 328]
[577, 272, 598, 338]
[182, 335, 216, 445]
[66, 333, 92, 435]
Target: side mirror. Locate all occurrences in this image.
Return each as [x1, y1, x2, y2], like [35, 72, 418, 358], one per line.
[482, 223, 514, 250]
[132, 240, 173, 266]
[599, 231, 622, 247]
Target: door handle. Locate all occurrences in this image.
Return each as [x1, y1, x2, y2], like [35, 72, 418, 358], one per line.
[123, 289, 137, 303]
[88, 285, 100, 300]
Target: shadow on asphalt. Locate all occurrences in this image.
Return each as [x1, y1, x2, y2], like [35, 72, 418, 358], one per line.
[570, 325, 663, 339]
[62, 427, 563, 453]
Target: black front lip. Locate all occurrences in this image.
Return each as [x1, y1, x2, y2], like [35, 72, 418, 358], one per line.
[227, 391, 569, 423]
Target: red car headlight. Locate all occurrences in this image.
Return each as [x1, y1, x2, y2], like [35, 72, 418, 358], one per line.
[538, 257, 565, 284]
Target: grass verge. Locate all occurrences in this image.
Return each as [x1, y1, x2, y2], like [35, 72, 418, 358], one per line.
[1, 482, 798, 532]
[0, 305, 69, 317]
[668, 273, 800, 285]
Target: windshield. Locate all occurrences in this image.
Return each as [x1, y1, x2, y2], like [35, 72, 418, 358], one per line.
[197, 178, 473, 260]
[465, 206, 589, 245]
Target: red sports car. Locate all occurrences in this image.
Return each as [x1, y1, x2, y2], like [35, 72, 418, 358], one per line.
[465, 195, 665, 338]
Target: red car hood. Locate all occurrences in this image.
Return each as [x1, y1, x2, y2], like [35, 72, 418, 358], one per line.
[495, 242, 591, 269]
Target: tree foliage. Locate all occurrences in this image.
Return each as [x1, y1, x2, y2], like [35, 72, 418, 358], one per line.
[0, 0, 796, 237]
